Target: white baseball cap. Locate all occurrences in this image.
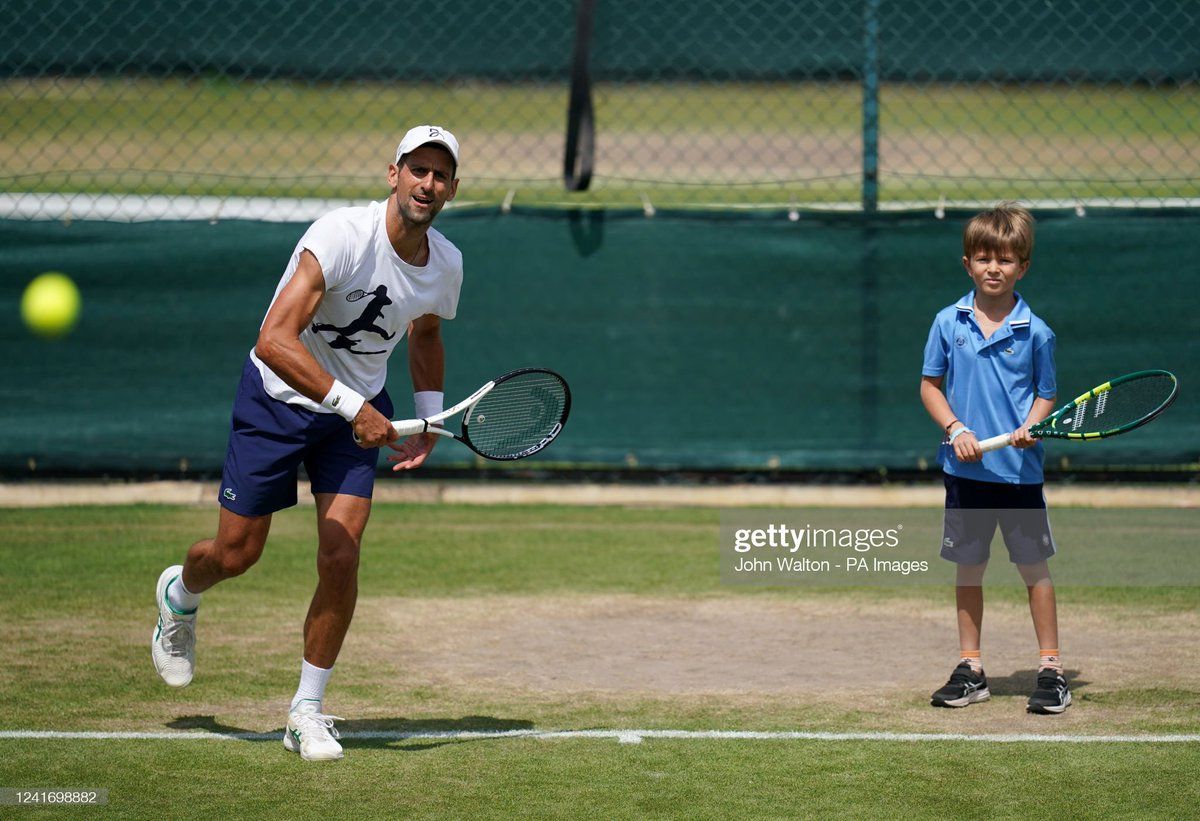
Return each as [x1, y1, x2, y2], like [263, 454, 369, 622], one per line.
[395, 125, 460, 173]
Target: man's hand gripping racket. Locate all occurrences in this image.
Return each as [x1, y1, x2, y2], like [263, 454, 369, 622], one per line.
[359, 368, 571, 468]
[977, 369, 1178, 453]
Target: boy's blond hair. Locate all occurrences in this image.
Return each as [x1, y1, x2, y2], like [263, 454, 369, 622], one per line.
[963, 202, 1035, 262]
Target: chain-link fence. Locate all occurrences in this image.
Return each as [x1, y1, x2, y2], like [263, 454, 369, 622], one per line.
[2, 1, 1198, 219]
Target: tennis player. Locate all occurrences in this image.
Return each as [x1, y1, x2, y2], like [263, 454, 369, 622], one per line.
[920, 202, 1071, 714]
[151, 125, 464, 760]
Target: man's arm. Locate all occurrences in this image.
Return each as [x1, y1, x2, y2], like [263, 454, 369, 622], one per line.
[254, 249, 397, 448]
[387, 313, 444, 471]
[407, 313, 444, 393]
[920, 375, 982, 462]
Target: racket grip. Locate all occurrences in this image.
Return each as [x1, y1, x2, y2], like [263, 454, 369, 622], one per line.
[977, 432, 1013, 453]
[391, 418, 428, 437]
[353, 417, 426, 444]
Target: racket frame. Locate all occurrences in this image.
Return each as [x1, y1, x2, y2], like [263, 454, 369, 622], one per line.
[978, 369, 1178, 453]
[390, 380, 494, 438]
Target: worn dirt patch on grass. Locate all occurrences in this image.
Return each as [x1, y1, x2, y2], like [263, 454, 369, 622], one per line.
[337, 594, 1200, 734]
[364, 595, 1197, 696]
[5, 593, 1197, 734]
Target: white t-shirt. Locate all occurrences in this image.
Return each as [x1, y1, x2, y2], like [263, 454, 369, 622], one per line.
[250, 199, 463, 411]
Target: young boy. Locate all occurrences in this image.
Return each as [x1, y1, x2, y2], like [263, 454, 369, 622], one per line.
[920, 202, 1070, 715]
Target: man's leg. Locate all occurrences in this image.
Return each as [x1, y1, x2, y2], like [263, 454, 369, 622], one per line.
[303, 492, 371, 667]
[284, 383, 389, 760]
[183, 506, 273, 592]
[152, 507, 272, 688]
[283, 493, 370, 762]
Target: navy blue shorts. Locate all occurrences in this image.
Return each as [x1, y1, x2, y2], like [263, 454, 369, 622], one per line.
[940, 474, 1056, 566]
[218, 358, 393, 517]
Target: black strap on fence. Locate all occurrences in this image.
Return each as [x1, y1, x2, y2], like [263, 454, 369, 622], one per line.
[563, 0, 596, 191]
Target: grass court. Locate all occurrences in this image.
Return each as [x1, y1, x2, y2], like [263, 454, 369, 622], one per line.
[1, 502, 1197, 818]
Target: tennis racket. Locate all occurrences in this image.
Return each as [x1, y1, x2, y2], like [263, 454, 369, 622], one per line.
[375, 368, 571, 461]
[979, 369, 1178, 453]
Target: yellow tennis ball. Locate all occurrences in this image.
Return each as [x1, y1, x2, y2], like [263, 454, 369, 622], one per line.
[21, 272, 81, 339]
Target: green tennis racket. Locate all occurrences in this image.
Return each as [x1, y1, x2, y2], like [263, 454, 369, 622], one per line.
[979, 369, 1178, 453]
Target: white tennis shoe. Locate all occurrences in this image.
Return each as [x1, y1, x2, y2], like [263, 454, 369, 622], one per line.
[283, 700, 345, 761]
[151, 565, 197, 687]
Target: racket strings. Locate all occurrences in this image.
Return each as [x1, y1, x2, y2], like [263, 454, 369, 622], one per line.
[1061, 373, 1176, 434]
[465, 373, 568, 458]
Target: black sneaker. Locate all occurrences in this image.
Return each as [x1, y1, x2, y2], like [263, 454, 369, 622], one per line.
[931, 661, 991, 708]
[1027, 668, 1072, 714]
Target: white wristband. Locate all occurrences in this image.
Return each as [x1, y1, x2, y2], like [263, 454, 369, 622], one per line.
[415, 390, 443, 420]
[322, 379, 365, 423]
[948, 426, 974, 444]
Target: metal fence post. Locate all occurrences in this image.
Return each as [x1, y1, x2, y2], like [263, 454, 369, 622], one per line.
[862, 0, 881, 213]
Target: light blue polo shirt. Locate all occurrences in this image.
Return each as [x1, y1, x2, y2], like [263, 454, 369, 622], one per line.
[922, 291, 1057, 484]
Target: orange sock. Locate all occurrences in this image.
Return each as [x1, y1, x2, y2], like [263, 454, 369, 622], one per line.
[1039, 649, 1062, 673]
[959, 650, 982, 673]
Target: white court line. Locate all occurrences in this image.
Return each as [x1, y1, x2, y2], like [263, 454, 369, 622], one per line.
[1, 729, 1197, 744]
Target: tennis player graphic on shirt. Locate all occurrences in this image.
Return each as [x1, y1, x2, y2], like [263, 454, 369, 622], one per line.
[312, 284, 396, 354]
[150, 125, 463, 762]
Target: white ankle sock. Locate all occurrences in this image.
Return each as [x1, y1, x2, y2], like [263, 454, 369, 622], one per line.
[290, 660, 333, 711]
[167, 575, 201, 613]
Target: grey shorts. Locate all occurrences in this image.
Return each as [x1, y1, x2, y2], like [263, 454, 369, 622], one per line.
[940, 474, 1056, 565]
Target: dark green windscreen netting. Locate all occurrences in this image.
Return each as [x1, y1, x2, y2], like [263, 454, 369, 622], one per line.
[1, 210, 1196, 475]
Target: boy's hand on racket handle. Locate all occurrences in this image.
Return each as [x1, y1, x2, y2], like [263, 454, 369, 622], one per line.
[1010, 425, 1038, 449]
[387, 430, 440, 471]
[949, 424, 983, 462]
[351, 404, 401, 449]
